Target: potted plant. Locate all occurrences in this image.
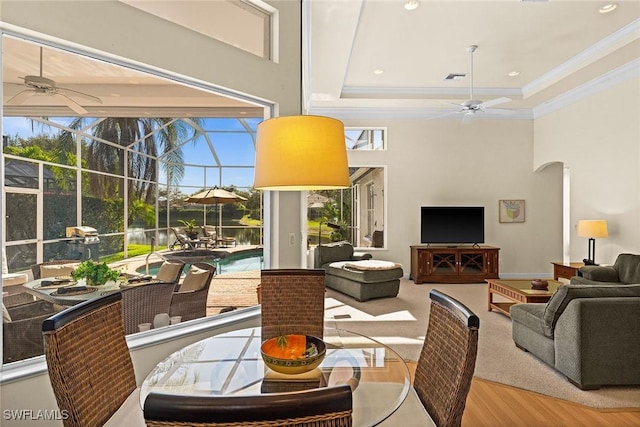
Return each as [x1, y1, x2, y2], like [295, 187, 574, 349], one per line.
[178, 219, 199, 239]
[72, 260, 121, 287]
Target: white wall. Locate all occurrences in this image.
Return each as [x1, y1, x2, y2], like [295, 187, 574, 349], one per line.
[0, 0, 305, 268]
[534, 77, 640, 264]
[345, 118, 564, 277]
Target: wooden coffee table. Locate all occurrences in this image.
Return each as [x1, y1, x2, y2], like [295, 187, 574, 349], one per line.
[485, 278, 562, 318]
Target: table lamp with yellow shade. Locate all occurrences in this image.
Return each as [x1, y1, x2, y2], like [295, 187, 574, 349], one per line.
[577, 220, 608, 265]
[254, 115, 350, 191]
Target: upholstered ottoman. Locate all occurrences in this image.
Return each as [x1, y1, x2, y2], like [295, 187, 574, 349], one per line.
[325, 260, 403, 302]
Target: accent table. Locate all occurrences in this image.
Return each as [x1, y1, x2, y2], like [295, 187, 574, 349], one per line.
[485, 278, 563, 318]
[551, 261, 584, 281]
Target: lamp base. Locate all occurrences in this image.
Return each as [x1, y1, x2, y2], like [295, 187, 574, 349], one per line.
[583, 258, 598, 266]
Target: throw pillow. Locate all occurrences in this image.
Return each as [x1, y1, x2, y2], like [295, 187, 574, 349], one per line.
[180, 266, 210, 292]
[156, 261, 184, 282]
[2, 303, 11, 323]
[40, 263, 78, 279]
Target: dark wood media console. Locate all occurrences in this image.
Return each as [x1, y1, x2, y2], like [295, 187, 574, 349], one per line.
[410, 245, 500, 284]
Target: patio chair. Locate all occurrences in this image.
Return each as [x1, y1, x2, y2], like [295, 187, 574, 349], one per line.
[30, 259, 79, 280]
[169, 227, 197, 250]
[42, 293, 145, 426]
[3, 299, 56, 363]
[407, 289, 479, 427]
[143, 384, 353, 426]
[260, 269, 326, 341]
[169, 262, 216, 322]
[121, 281, 179, 334]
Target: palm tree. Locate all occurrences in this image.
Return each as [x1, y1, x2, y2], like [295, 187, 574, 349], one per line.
[62, 117, 198, 203]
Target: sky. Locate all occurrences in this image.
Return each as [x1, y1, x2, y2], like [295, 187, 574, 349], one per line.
[2, 116, 261, 195]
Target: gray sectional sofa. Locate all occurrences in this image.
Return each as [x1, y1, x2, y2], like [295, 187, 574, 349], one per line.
[314, 242, 403, 301]
[510, 282, 640, 389]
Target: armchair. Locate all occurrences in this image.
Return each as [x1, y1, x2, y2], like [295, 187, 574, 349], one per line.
[571, 253, 640, 286]
[169, 263, 216, 322]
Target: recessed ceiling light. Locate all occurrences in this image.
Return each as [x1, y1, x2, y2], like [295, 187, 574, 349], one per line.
[508, 71, 520, 77]
[373, 69, 384, 75]
[404, 0, 419, 11]
[599, 3, 618, 13]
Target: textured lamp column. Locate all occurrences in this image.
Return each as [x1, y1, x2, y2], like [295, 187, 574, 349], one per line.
[577, 220, 608, 265]
[254, 115, 350, 191]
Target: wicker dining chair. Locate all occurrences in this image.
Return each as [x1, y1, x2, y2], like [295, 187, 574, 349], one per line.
[42, 292, 143, 427]
[120, 281, 178, 334]
[260, 269, 326, 341]
[412, 289, 480, 427]
[3, 299, 56, 363]
[143, 384, 353, 426]
[169, 262, 216, 322]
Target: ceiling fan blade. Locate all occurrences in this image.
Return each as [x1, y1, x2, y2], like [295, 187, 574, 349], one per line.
[427, 110, 459, 120]
[56, 92, 89, 115]
[57, 87, 102, 104]
[462, 111, 475, 125]
[6, 90, 36, 105]
[479, 97, 511, 109]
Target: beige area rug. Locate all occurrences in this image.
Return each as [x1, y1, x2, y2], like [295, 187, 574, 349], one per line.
[323, 278, 640, 410]
[206, 272, 640, 408]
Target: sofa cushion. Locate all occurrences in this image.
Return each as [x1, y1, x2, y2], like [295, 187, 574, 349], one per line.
[542, 284, 640, 336]
[510, 303, 547, 337]
[577, 265, 620, 283]
[326, 261, 403, 283]
[316, 242, 355, 267]
[613, 254, 640, 284]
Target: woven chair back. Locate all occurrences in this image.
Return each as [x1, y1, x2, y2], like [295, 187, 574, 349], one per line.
[143, 383, 353, 426]
[413, 289, 480, 427]
[121, 281, 178, 334]
[260, 269, 326, 341]
[42, 293, 136, 427]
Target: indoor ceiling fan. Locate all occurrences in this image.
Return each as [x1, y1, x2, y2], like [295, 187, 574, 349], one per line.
[432, 45, 513, 123]
[5, 47, 102, 115]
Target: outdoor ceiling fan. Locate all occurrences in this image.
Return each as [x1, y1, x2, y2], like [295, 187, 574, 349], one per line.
[5, 47, 102, 115]
[431, 45, 513, 123]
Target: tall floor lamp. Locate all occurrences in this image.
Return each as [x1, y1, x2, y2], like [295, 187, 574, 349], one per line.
[577, 220, 608, 265]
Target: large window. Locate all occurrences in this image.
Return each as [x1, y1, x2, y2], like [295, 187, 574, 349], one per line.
[307, 166, 386, 249]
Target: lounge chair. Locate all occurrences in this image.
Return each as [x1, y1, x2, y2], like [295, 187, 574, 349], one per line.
[201, 225, 236, 248]
[169, 227, 197, 250]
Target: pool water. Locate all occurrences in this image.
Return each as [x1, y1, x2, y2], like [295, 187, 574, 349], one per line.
[138, 251, 263, 276]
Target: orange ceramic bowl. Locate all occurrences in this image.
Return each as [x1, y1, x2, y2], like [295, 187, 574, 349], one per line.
[260, 334, 326, 375]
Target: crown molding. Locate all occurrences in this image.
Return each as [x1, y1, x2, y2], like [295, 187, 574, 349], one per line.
[341, 86, 521, 99]
[534, 58, 640, 118]
[523, 18, 640, 98]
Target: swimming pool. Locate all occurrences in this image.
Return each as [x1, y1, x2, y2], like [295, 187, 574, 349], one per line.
[137, 248, 264, 276]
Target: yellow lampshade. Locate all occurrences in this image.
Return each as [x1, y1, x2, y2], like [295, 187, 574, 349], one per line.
[254, 115, 350, 190]
[577, 220, 608, 238]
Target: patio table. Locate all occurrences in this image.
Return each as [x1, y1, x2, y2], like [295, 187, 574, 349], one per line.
[22, 278, 122, 306]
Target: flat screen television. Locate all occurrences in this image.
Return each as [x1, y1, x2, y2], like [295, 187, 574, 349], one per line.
[420, 206, 484, 245]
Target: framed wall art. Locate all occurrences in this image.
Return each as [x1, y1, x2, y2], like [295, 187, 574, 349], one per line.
[499, 199, 525, 223]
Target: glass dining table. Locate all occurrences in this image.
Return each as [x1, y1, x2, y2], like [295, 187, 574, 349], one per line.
[140, 326, 411, 426]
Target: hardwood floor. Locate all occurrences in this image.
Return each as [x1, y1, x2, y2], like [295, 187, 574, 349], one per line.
[463, 378, 640, 427]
